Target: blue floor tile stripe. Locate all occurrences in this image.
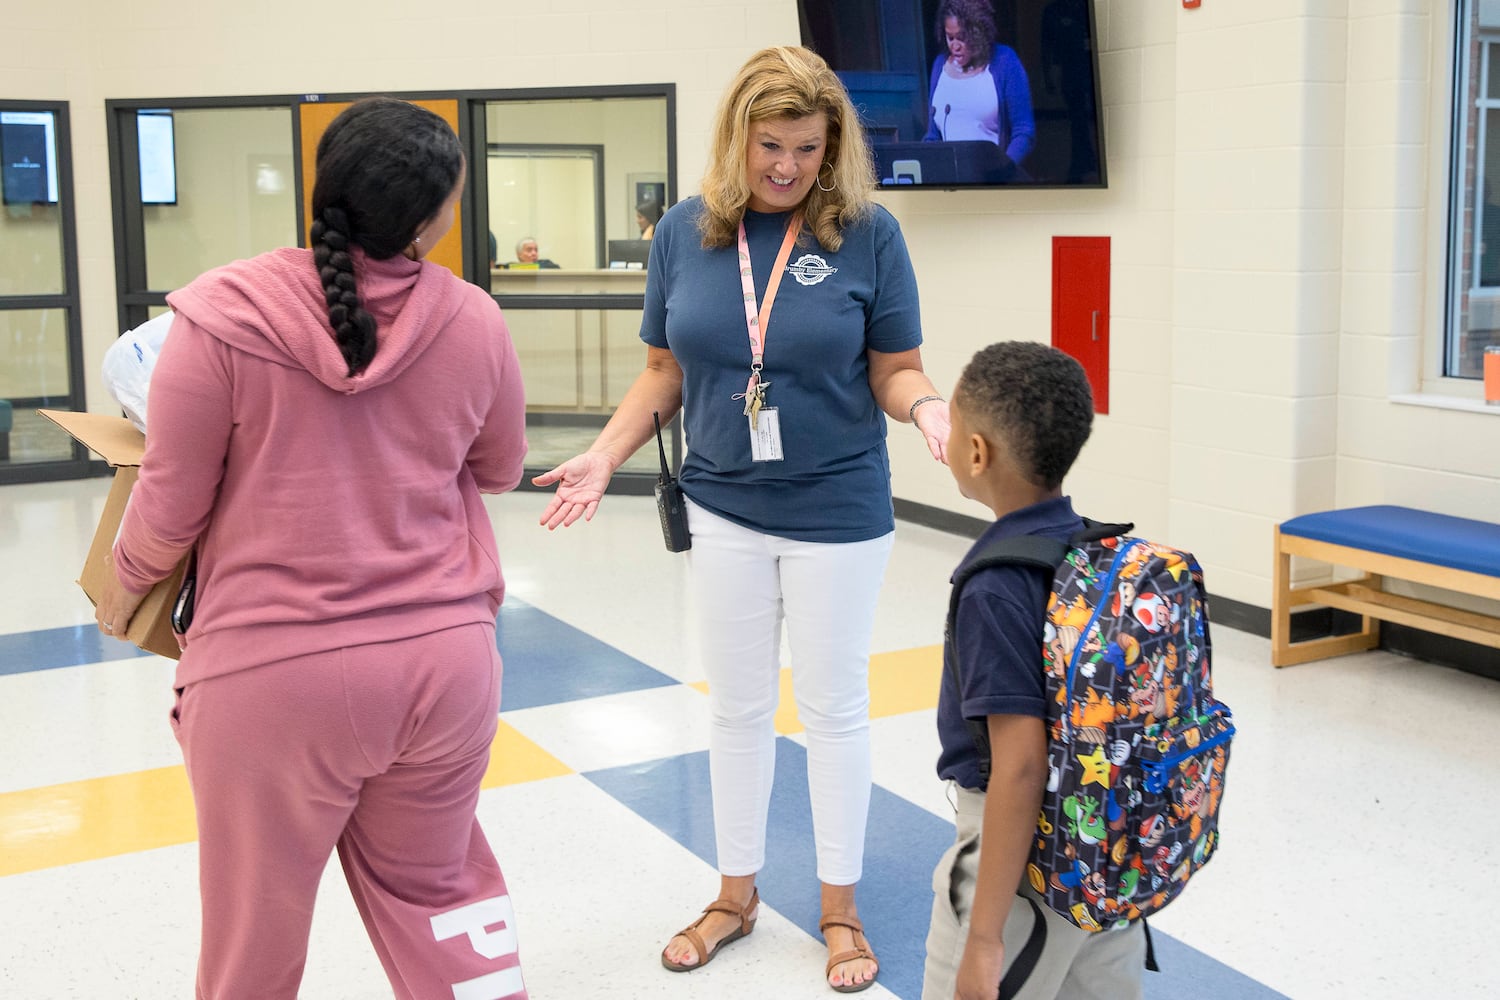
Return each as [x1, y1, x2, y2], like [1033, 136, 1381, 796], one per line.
[586, 740, 1288, 1000]
[0, 624, 151, 675]
[0, 599, 678, 708]
[0, 606, 1289, 999]
[495, 597, 679, 710]
[1145, 932, 1291, 1000]
[586, 739, 947, 999]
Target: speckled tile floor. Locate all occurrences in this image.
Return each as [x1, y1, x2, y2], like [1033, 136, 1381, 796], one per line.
[0, 481, 1490, 998]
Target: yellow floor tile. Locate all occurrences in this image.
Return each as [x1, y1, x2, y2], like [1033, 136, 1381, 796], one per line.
[482, 718, 573, 787]
[688, 644, 942, 734]
[1, 722, 570, 876]
[0, 765, 197, 877]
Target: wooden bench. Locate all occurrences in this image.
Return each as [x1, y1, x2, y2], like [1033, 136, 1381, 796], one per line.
[1271, 505, 1500, 667]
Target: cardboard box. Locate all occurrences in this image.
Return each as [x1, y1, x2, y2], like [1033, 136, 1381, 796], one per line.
[40, 410, 188, 660]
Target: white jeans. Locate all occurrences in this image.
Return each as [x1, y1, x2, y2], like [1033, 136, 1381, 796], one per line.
[685, 497, 895, 886]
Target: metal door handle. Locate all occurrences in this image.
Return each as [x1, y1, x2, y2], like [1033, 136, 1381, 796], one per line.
[1091, 310, 1100, 342]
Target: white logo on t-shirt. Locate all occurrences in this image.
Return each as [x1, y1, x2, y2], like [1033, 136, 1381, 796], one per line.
[787, 254, 838, 286]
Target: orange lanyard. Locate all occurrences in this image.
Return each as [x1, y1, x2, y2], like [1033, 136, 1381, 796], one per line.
[734, 213, 801, 420]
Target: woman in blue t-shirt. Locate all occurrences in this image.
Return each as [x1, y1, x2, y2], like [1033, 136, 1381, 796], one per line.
[534, 45, 950, 994]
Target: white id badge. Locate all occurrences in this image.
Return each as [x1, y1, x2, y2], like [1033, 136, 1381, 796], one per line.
[750, 407, 784, 462]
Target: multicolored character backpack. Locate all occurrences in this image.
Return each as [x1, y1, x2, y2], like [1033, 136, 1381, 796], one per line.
[945, 521, 1234, 934]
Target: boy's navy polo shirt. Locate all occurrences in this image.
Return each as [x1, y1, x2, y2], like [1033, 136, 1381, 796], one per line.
[937, 496, 1085, 790]
[639, 197, 922, 543]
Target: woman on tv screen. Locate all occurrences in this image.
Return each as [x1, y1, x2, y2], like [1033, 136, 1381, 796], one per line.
[923, 0, 1036, 169]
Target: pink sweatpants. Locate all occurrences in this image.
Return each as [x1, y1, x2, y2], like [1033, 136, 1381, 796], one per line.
[171, 621, 527, 1000]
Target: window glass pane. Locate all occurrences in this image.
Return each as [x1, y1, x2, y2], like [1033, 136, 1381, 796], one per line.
[1456, 33, 1500, 379]
[0, 308, 73, 465]
[1465, 102, 1500, 380]
[1462, 308, 1500, 377]
[489, 148, 601, 272]
[484, 97, 668, 296]
[504, 306, 655, 474]
[523, 414, 657, 476]
[1450, 12, 1496, 379]
[505, 307, 648, 410]
[1480, 109, 1500, 289]
[144, 107, 295, 292]
[0, 403, 75, 465]
[0, 308, 70, 398]
[0, 110, 64, 296]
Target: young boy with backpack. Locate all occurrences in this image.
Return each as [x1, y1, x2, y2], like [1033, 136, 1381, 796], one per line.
[922, 341, 1232, 1000]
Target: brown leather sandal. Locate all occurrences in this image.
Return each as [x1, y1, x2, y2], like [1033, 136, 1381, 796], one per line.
[660, 888, 759, 972]
[820, 914, 879, 994]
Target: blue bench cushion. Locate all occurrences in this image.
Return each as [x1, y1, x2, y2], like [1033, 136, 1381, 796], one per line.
[1280, 505, 1500, 579]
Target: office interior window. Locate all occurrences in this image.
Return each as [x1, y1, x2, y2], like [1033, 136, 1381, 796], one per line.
[1, 112, 63, 294]
[141, 107, 295, 292]
[478, 91, 676, 484]
[0, 101, 85, 480]
[483, 96, 669, 293]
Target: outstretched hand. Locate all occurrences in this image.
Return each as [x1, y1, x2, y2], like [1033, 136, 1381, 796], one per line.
[531, 452, 617, 529]
[914, 399, 952, 465]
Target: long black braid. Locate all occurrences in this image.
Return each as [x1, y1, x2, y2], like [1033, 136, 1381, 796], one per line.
[310, 206, 376, 374]
[309, 98, 464, 376]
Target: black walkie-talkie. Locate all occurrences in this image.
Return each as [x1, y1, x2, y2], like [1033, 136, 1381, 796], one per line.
[653, 411, 691, 552]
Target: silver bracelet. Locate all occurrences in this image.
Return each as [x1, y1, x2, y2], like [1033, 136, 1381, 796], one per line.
[908, 394, 944, 422]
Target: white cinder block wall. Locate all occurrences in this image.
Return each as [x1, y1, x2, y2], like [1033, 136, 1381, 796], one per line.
[1165, 7, 1350, 604]
[891, 0, 1499, 612]
[6, 0, 1497, 615]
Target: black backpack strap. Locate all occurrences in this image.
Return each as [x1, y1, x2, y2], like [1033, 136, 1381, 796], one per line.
[995, 900, 1158, 998]
[948, 536, 1070, 620]
[997, 894, 1047, 999]
[944, 523, 1136, 785]
[946, 535, 1070, 786]
[1072, 519, 1134, 546]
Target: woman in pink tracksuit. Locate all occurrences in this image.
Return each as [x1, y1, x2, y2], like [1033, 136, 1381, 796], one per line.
[93, 97, 530, 1000]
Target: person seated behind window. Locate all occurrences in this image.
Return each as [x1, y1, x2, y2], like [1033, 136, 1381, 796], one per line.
[504, 237, 560, 269]
[636, 201, 663, 240]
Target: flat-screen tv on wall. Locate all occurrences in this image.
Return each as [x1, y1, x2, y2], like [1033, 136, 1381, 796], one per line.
[0, 110, 59, 206]
[136, 109, 177, 205]
[798, 0, 1105, 189]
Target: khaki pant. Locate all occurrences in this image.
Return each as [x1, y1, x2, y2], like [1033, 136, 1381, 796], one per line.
[921, 783, 1145, 1000]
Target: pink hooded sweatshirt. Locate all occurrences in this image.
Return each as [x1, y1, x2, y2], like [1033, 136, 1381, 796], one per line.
[114, 247, 527, 686]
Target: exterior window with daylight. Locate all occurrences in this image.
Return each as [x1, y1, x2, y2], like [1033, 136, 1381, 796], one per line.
[1450, 4, 1500, 380]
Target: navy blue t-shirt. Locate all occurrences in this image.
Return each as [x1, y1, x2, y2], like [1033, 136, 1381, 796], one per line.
[936, 496, 1085, 790]
[639, 197, 922, 542]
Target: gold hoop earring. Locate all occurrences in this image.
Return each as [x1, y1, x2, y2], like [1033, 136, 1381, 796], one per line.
[816, 162, 837, 193]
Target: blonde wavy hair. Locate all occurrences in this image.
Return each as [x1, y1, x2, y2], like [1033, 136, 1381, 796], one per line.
[698, 46, 876, 253]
